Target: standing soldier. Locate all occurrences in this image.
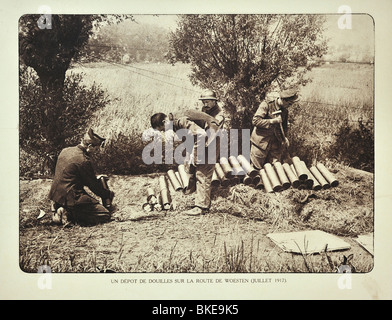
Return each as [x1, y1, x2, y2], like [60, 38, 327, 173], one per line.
[150, 110, 222, 216]
[199, 89, 227, 160]
[48, 128, 114, 226]
[250, 88, 299, 169]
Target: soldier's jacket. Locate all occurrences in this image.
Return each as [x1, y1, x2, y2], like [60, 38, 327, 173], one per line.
[48, 145, 111, 207]
[251, 99, 288, 150]
[202, 103, 225, 126]
[168, 110, 222, 165]
[169, 110, 221, 139]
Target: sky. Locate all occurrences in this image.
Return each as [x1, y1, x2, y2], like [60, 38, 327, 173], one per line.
[133, 13, 375, 55]
[323, 14, 374, 51]
[132, 14, 179, 31]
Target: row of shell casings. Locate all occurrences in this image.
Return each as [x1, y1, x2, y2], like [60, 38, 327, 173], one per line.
[288, 156, 339, 192]
[165, 165, 193, 193]
[142, 176, 173, 212]
[143, 165, 195, 212]
[212, 155, 258, 187]
[211, 155, 339, 193]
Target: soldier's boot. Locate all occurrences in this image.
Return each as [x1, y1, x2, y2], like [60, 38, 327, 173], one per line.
[52, 207, 69, 225]
[184, 206, 209, 216]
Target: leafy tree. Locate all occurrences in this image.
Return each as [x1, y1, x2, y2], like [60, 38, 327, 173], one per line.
[169, 14, 328, 129]
[19, 14, 131, 173]
[80, 19, 170, 63]
[19, 66, 112, 176]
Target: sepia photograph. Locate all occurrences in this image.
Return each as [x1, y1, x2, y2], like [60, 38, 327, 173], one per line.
[1, 0, 391, 301]
[18, 13, 374, 274]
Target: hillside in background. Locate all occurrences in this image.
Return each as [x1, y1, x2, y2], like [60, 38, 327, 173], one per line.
[323, 14, 374, 63]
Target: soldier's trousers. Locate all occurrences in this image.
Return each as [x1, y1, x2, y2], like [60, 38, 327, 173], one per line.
[185, 142, 217, 211]
[250, 141, 283, 170]
[194, 163, 215, 210]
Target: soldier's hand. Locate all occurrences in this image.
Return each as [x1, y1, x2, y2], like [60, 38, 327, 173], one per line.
[284, 137, 290, 148]
[214, 115, 225, 127]
[270, 115, 282, 125]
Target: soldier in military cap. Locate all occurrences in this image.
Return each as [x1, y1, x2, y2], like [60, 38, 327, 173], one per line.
[250, 88, 299, 169]
[48, 128, 115, 226]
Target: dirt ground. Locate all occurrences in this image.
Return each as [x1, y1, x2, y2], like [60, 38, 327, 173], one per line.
[19, 164, 374, 273]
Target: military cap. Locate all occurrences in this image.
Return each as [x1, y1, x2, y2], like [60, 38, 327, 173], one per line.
[85, 128, 106, 147]
[280, 88, 299, 101]
[199, 89, 218, 100]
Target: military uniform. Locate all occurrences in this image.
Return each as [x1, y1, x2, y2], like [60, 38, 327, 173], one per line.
[199, 89, 225, 126]
[199, 89, 226, 163]
[202, 103, 225, 125]
[49, 144, 112, 225]
[169, 110, 222, 211]
[250, 98, 289, 169]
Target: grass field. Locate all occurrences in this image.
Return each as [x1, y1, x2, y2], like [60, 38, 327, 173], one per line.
[69, 61, 373, 144]
[68, 60, 374, 172]
[19, 61, 374, 273]
[70, 62, 203, 140]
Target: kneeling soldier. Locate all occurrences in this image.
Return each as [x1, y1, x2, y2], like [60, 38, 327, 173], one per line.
[48, 128, 114, 226]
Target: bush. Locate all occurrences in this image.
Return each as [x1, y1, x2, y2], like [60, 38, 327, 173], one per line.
[328, 119, 374, 172]
[286, 134, 316, 165]
[19, 65, 112, 176]
[94, 133, 175, 175]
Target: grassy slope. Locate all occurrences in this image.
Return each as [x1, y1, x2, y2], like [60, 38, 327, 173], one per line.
[19, 162, 373, 273]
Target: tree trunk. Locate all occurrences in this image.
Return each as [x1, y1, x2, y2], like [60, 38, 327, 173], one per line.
[39, 70, 67, 174]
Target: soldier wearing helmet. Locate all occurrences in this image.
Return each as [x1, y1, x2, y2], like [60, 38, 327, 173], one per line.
[199, 89, 225, 127]
[198, 89, 227, 166]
